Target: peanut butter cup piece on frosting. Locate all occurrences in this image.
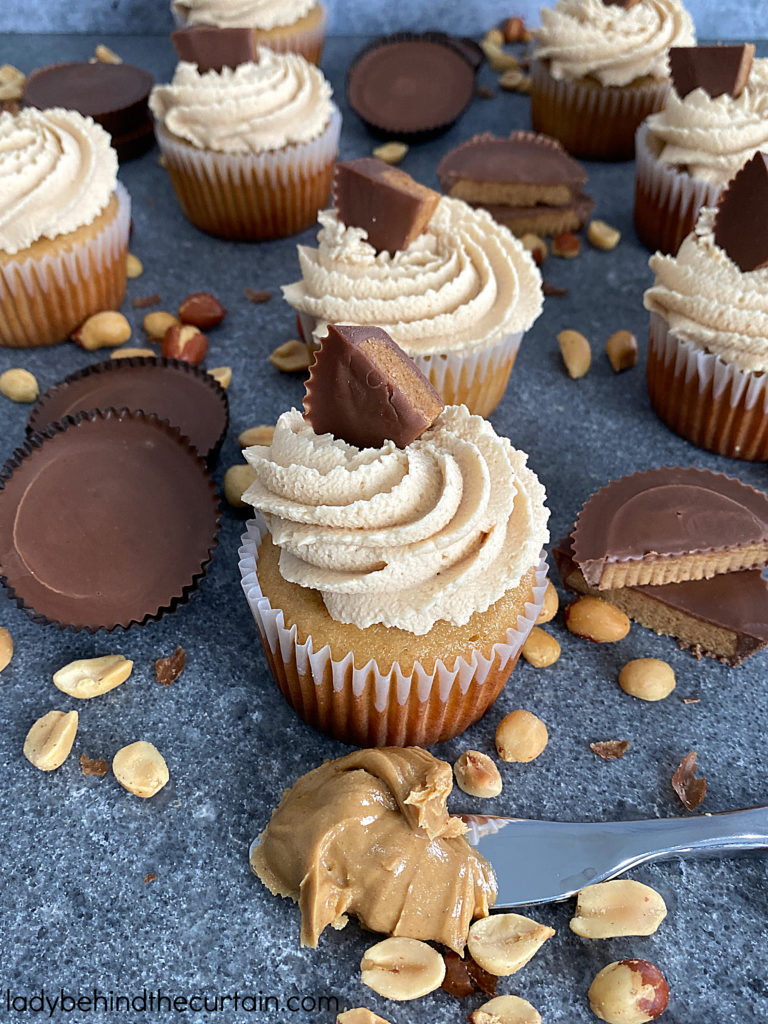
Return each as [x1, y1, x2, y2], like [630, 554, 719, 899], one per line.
[713, 152, 768, 272]
[334, 158, 440, 256]
[303, 324, 444, 449]
[669, 44, 755, 100]
[602, 0, 642, 8]
[571, 467, 768, 590]
[171, 26, 258, 72]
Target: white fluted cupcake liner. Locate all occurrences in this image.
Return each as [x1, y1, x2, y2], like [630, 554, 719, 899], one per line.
[634, 122, 722, 255]
[238, 517, 549, 747]
[155, 104, 341, 240]
[530, 58, 669, 161]
[0, 182, 131, 349]
[647, 311, 768, 460]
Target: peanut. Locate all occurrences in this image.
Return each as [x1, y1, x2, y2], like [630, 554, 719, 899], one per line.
[224, 464, 257, 508]
[565, 596, 630, 643]
[23, 710, 78, 771]
[94, 43, 122, 64]
[570, 880, 668, 939]
[605, 330, 638, 373]
[454, 750, 503, 798]
[0, 64, 25, 101]
[110, 347, 156, 359]
[588, 960, 669, 1024]
[0, 368, 39, 403]
[502, 16, 527, 43]
[53, 655, 133, 699]
[178, 292, 227, 330]
[125, 253, 143, 278]
[536, 581, 559, 624]
[0, 627, 12, 672]
[269, 339, 312, 373]
[558, 329, 591, 378]
[238, 425, 275, 448]
[72, 311, 131, 350]
[483, 27, 505, 48]
[495, 709, 548, 763]
[552, 231, 580, 258]
[467, 913, 555, 976]
[337, 1010, 393, 1024]
[208, 366, 232, 388]
[471, 995, 542, 1024]
[360, 937, 445, 1001]
[481, 40, 520, 72]
[520, 233, 547, 265]
[499, 68, 525, 91]
[372, 141, 408, 165]
[112, 741, 169, 798]
[162, 323, 208, 365]
[588, 219, 621, 251]
[143, 311, 180, 339]
[521, 627, 561, 668]
[618, 659, 676, 701]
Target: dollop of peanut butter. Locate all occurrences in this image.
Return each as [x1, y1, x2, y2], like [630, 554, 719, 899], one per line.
[250, 747, 497, 953]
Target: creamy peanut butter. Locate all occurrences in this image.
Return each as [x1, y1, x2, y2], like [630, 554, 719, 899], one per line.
[250, 747, 496, 953]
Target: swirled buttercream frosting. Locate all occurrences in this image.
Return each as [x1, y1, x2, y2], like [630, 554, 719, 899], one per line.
[0, 107, 117, 256]
[148, 50, 333, 152]
[534, 0, 695, 87]
[242, 404, 549, 634]
[282, 197, 543, 357]
[172, 0, 316, 30]
[644, 206, 768, 373]
[645, 59, 768, 185]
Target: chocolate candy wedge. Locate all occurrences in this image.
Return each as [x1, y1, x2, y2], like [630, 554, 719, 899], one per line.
[172, 27, 258, 73]
[303, 324, 444, 449]
[669, 44, 755, 100]
[714, 152, 768, 272]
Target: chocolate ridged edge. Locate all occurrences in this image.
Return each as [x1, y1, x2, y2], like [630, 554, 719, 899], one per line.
[437, 130, 589, 192]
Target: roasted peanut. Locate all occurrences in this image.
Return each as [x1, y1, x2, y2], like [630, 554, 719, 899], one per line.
[112, 741, 169, 798]
[565, 596, 630, 643]
[94, 43, 122, 64]
[495, 709, 548, 763]
[72, 311, 131, 350]
[0, 627, 12, 672]
[499, 68, 525, 91]
[558, 329, 591, 379]
[143, 310, 180, 339]
[0, 368, 39, 403]
[481, 40, 520, 72]
[521, 627, 561, 668]
[162, 323, 208, 365]
[471, 995, 542, 1024]
[53, 655, 133, 699]
[619, 659, 676, 701]
[110, 347, 156, 359]
[454, 750, 503, 798]
[0, 64, 25, 101]
[502, 16, 527, 43]
[552, 231, 580, 258]
[269, 339, 312, 373]
[468, 913, 555, 976]
[520, 233, 547, 265]
[571, 880, 667, 939]
[605, 330, 638, 372]
[208, 366, 232, 388]
[372, 141, 408, 165]
[178, 292, 226, 329]
[238, 425, 275, 448]
[536, 581, 559, 624]
[224, 464, 257, 508]
[483, 27, 505, 47]
[125, 252, 143, 278]
[588, 960, 669, 1024]
[337, 1010, 393, 1024]
[23, 710, 78, 771]
[588, 219, 621, 251]
[360, 937, 445, 1001]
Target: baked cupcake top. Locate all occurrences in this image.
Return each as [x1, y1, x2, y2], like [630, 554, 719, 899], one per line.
[148, 49, 333, 152]
[282, 197, 543, 357]
[171, 0, 316, 30]
[645, 59, 768, 186]
[534, 0, 695, 87]
[644, 205, 768, 373]
[0, 107, 117, 257]
[242, 404, 549, 635]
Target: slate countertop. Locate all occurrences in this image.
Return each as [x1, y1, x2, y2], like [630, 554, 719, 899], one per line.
[1, 32, 766, 1024]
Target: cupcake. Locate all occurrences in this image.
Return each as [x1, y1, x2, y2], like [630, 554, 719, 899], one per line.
[171, 0, 327, 65]
[644, 153, 768, 460]
[149, 50, 341, 241]
[282, 159, 543, 417]
[635, 45, 768, 254]
[0, 107, 130, 349]
[238, 325, 550, 747]
[531, 0, 695, 161]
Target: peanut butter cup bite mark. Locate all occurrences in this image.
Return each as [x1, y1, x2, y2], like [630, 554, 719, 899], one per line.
[713, 152, 768, 273]
[333, 158, 440, 256]
[669, 44, 755, 101]
[303, 324, 444, 450]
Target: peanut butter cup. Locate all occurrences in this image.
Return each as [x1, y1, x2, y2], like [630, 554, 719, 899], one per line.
[171, 27, 259, 72]
[669, 44, 755, 100]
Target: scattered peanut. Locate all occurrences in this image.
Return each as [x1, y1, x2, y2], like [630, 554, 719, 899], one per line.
[125, 252, 143, 278]
[53, 655, 133, 699]
[0, 627, 12, 672]
[238, 425, 275, 448]
[0, 368, 39, 403]
[0, 64, 25, 101]
[588, 219, 621, 251]
[619, 658, 676, 702]
[454, 750, 503, 798]
[468, 913, 555, 976]
[499, 68, 526, 91]
[72, 311, 131, 350]
[23, 710, 78, 771]
[536, 581, 559, 624]
[552, 231, 580, 258]
[483, 27, 505, 48]
[495, 709, 548, 763]
[481, 40, 520, 72]
[571, 880, 668, 939]
[224, 464, 257, 508]
[521, 627, 561, 668]
[502, 16, 528, 43]
[337, 1010, 393, 1024]
[94, 43, 122, 64]
[143, 310, 180, 339]
[605, 330, 638, 373]
[269, 338, 312, 373]
[110, 347, 156, 359]
[588, 960, 669, 1024]
[372, 141, 408, 165]
[208, 365, 232, 388]
[178, 292, 227, 330]
[162, 323, 208, 365]
[112, 741, 169, 798]
[520, 233, 547, 265]
[360, 937, 445, 1001]
[565, 596, 630, 643]
[558, 329, 591, 379]
[471, 995, 542, 1024]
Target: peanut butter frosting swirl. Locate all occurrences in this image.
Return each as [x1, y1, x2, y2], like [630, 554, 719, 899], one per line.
[172, 0, 316, 30]
[644, 206, 768, 373]
[148, 50, 333, 152]
[242, 405, 549, 635]
[534, 0, 695, 87]
[0, 107, 117, 257]
[645, 60, 768, 186]
[282, 198, 543, 356]
[251, 747, 496, 952]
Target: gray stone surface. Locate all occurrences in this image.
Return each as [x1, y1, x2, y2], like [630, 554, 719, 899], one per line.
[1, 30, 768, 1024]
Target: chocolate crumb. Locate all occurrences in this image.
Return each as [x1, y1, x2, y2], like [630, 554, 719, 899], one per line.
[244, 288, 272, 304]
[682, 696, 701, 705]
[155, 645, 186, 685]
[80, 753, 109, 777]
[475, 84, 495, 99]
[132, 293, 162, 309]
[441, 950, 497, 999]
[672, 750, 707, 810]
[542, 280, 568, 297]
[144, 872, 157, 884]
[590, 740, 630, 760]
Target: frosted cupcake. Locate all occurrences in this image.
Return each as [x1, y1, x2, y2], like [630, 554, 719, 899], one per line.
[149, 50, 341, 240]
[531, 0, 695, 161]
[0, 107, 130, 349]
[635, 46, 768, 254]
[282, 160, 543, 417]
[644, 153, 768, 460]
[171, 0, 327, 65]
[238, 325, 550, 747]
